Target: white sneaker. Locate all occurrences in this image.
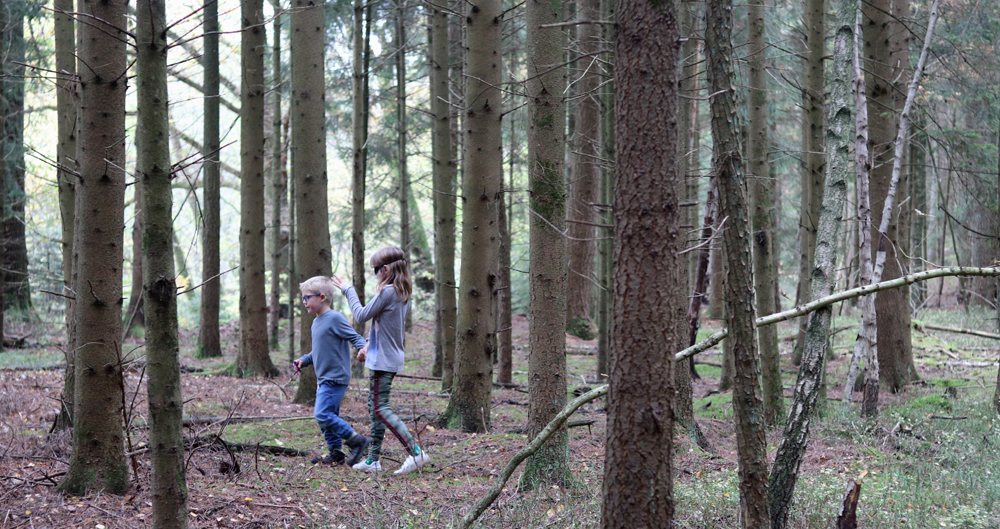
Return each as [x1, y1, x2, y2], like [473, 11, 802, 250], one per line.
[394, 451, 431, 475]
[352, 459, 382, 472]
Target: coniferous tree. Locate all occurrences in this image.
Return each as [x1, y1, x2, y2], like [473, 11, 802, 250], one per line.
[601, 0, 681, 523]
[429, 0, 457, 387]
[239, 0, 280, 378]
[351, 0, 369, 375]
[520, 0, 568, 487]
[59, 0, 130, 496]
[438, 0, 503, 433]
[269, 0, 286, 353]
[136, 0, 188, 524]
[198, 0, 223, 358]
[1, 1, 30, 311]
[292, 0, 332, 404]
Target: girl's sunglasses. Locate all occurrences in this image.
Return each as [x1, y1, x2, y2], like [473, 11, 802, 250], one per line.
[373, 265, 384, 275]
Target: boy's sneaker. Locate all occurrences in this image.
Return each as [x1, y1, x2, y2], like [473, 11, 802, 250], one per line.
[394, 451, 431, 475]
[352, 458, 382, 472]
[344, 434, 371, 467]
[311, 450, 345, 465]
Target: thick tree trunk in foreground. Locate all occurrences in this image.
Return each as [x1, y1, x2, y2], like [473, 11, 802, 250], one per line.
[748, 0, 781, 425]
[198, 0, 222, 359]
[601, 0, 680, 524]
[239, 0, 279, 378]
[767, 0, 852, 522]
[59, 0, 130, 496]
[439, 0, 502, 433]
[429, 0, 457, 388]
[705, 0, 769, 520]
[136, 1, 188, 524]
[520, 0, 569, 488]
[292, 0, 332, 402]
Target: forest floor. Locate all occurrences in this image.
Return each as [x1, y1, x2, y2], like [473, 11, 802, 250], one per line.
[2, 306, 1000, 528]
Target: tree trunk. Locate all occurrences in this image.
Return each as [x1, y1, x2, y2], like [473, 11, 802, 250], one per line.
[430, 0, 457, 387]
[748, 0, 782, 425]
[792, 0, 825, 365]
[601, 0, 680, 524]
[909, 119, 927, 309]
[708, 234, 725, 319]
[395, 0, 412, 333]
[198, 0, 223, 359]
[705, 0, 770, 521]
[351, 0, 370, 378]
[292, 0, 332, 402]
[520, 0, 568, 488]
[125, 185, 146, 336]
[865, 0, 914, 392]
[239, 0, 279, 378]
[497, 155, 512, 384]
[269, 0, 286, 353]
[565, 0, 600, 338]
[136, 2, 188, 524]
[1, 2, 30, 312]
[438, 0, 502, 433]
[59, 0, 130, 496]
[767, 0, 852, 521]
[595, 0, 615, 384]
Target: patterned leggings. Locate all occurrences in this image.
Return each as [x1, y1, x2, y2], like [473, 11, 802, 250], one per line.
[367, 370, 418, 461]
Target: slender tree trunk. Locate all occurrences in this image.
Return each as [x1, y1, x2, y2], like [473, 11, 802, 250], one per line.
[59, 0, 130, 496]
[520, 0, 568, 488]
[430, 0, 457, 387]
[292, 0, 332, 402]
[768, 0, 852, 521]
[705, 0, 770, 520]
[595, 0, 615, 383]
[395, 0, 412, 333]
[287, 126, 297, 362]
[239, 0, 279, 378]
[601, 0, 680, 523]
[709, 234, 725, 319]
[565, 0, 600, 337]
[1, 2, 29, 312]
[137, 1, 188, 524]
[497, 145, 512, 384]
[438, 0, 502, 433]
[792, 0, 825, 365]
[909, 118, 927, 309]
[351, 0, 369, 377]
[441, 3, 464, 390]
[269, 0, 285, 352]
[125, 186, 146, 337]
[748, 0, 782, 425]
[198, 0, 223, 358]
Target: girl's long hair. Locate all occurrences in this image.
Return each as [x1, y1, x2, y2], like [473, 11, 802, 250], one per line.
[371, 246, 412, 303]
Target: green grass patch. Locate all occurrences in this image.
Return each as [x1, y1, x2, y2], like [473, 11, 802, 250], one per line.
[693, 391, 732, 420]
[0, 347, 64, 368]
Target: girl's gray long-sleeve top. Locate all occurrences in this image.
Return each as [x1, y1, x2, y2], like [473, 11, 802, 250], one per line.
[341, 285, 410, 373]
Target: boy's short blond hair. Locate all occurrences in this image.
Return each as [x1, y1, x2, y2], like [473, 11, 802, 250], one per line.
[299, 276, 335, 302]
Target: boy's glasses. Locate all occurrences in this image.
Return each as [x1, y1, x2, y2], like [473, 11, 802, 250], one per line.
[373, 265, 384, 275]
[301, 294, 321, 304]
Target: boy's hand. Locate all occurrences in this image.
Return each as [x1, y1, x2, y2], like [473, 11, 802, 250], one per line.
[292, 360, 302, 374]
[331, 274, 346, 291]
[357, 344, 368, 362]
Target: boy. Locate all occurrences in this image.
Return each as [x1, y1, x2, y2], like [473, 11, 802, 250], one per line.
[293, 276, 371, 466]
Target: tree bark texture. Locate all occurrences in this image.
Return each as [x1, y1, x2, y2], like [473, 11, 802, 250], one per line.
[595, 0, 615, 384]
[748, 0, 782, 425]
[397, 2, 411, 328]
[705, 0, 769, 520]
[239, 0, 279, 378]
[292, 0, 332, 401]
[59, 0, 130, 496]
[768, 0, 852, 522]
[198, 0, 222, 358]
[793, 0, 825, 364]
[865, 0, 914, 391]
[136, 1, 189, 524]
[601, 0, 680, 524]
[520, 0, 569, 488]
[2, 2, 30, 311]
[351, 0, 369, 378]
[565, 0, 601, 333]
[440, 0, 502, 433]
[269, 0, 286, 353]
[430, 0, 457, 388]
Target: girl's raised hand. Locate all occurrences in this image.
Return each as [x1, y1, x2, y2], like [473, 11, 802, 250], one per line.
[331, 274, 346, 290]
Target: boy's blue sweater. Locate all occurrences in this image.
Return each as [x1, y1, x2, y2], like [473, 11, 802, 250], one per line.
[296, 309, 367, 385]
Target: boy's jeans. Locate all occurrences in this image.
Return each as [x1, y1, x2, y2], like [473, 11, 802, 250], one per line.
[315, 381, 354, 451]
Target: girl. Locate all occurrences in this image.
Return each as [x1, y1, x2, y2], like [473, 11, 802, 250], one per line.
[331, 247, 431, 474]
